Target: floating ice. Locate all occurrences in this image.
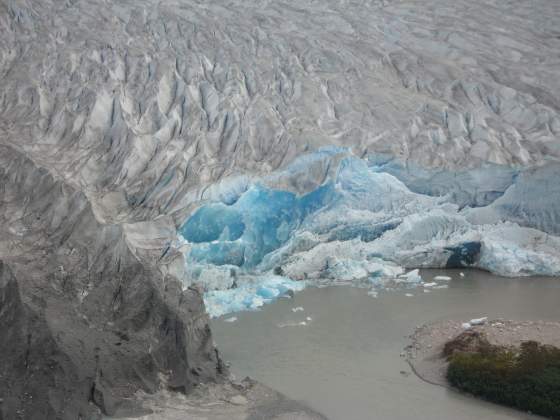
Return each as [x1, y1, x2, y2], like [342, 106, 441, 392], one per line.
[292, 307, 304, 313]
[423, 282, 437, 287]
[203, 276, 305, 318]
[462, 323, 472, 330]
[405, 293, 414, 297]
[434, 275, 452, 281]
[470, 317, 488, 326]
[278, 321, 308, 328]
[224, 316, 238, 323]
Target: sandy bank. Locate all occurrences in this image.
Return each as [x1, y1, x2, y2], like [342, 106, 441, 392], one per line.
[405, 319, 560, 387]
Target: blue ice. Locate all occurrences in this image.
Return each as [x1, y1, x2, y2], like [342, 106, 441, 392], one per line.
[204, 276, 306, 318]
[180, 183, 335, 267]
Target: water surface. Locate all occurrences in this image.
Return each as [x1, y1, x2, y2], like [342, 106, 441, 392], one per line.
[212, 269, 560, 420]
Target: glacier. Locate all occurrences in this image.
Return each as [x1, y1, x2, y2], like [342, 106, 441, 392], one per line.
[3, 0, 560, 417]
[178, 149, 560, 317]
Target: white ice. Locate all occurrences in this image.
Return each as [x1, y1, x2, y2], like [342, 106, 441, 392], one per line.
[470, 317, 488, 326]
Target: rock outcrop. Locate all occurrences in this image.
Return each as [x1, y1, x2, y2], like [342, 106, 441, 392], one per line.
[0, 145, 222, 419]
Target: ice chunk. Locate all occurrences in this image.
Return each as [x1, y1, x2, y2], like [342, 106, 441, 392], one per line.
[460, 272, 465, 277]
[291, 306, 304, 312]
[326, 258, 369, 281]
[434, 275, 452, 281]
[278, 321, 308, 328]
[405, 293, 414, 297]
[399, 269, 422, 284]
[470, 317, 488, 326]
[462, 322, 472, 329]
[423, 282, 437, 287]
[224, 316, 238, 323]
[204, 276, 305, 318]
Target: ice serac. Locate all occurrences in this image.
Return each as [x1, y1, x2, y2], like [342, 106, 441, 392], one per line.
[465, 164, 560, 235]
[1, 0, 560, 415]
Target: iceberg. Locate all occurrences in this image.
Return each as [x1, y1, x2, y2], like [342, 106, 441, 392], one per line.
[399, 270, 423, 284]
[224, 316, 238, 323]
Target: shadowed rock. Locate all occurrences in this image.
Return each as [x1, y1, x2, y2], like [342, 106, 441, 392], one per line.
[0, 147, 223, 419]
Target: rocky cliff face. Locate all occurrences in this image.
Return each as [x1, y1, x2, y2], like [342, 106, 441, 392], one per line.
[1, 0, 559, 417]
[0, 145, 222, 419]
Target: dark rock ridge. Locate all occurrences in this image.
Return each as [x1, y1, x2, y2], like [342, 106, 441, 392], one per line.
[0, 145, 223, 419]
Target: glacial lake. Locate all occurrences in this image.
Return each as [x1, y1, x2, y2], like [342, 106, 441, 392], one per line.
[212, 269, 560, 420]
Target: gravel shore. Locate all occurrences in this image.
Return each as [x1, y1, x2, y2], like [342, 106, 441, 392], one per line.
[107, 378, 327, 420]
[405, 319, 560, 387]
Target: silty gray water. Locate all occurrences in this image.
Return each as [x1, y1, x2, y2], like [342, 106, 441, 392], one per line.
[212, 269, 560, 420]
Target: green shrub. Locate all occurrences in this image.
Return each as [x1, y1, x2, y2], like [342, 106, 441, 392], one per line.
[447, 341, 560, 419]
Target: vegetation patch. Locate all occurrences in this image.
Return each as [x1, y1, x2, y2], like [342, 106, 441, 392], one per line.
[447, 338, 560, 419]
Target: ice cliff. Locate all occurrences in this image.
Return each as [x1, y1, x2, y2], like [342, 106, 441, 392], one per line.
[179, 149, 560, 316]
[1, 0, 560, 417]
